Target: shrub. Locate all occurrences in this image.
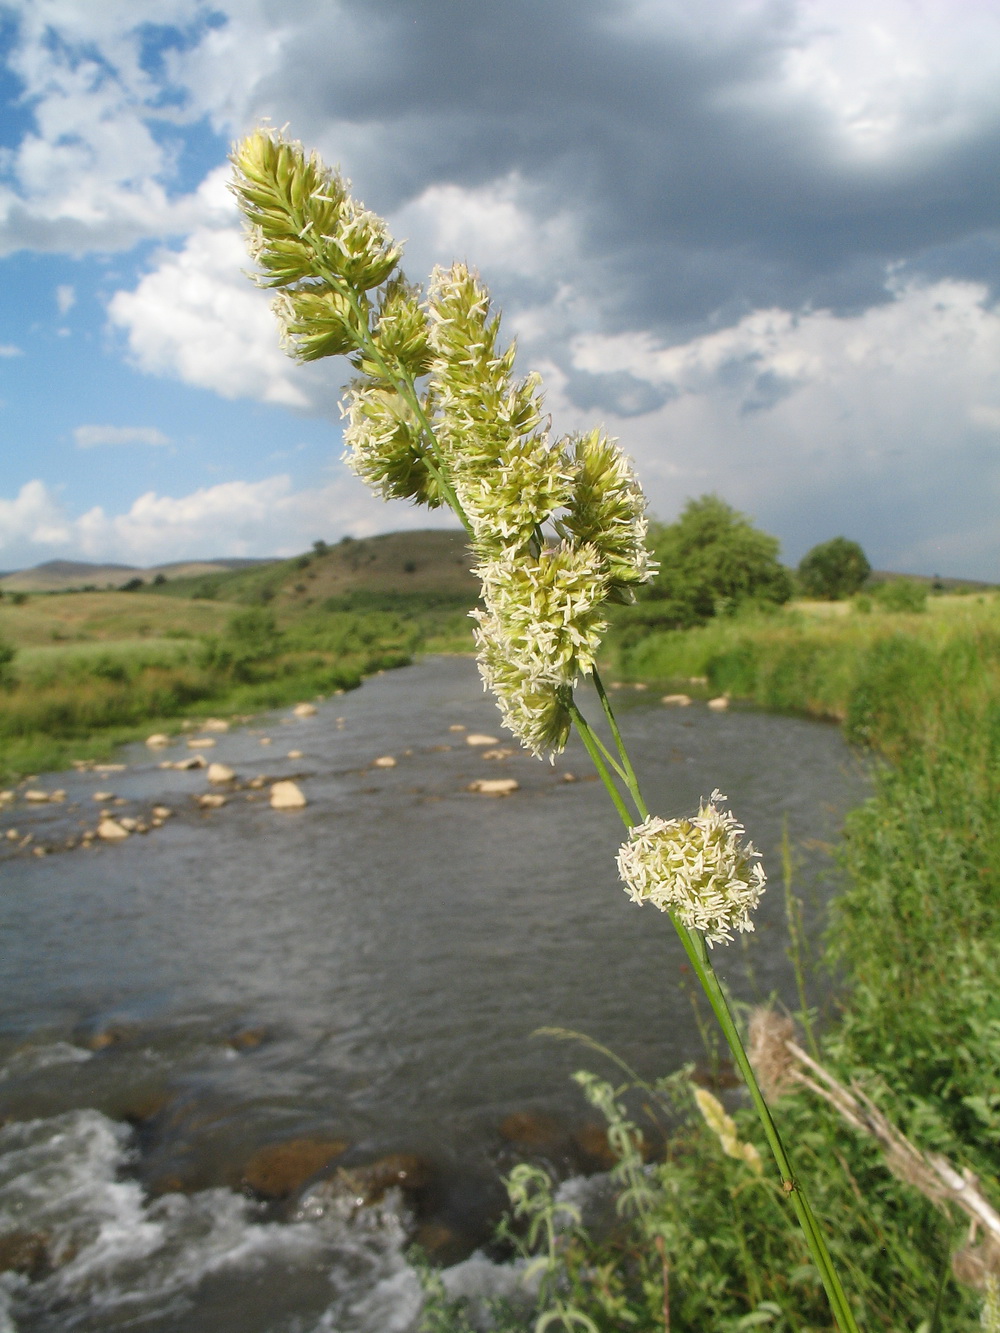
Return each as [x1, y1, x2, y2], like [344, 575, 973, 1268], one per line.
[644, 495, 792, 627]
[871, 578, 927, 613]
[797, 536, 871, 600]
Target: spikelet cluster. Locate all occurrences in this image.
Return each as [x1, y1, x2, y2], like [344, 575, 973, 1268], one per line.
[231, 129, 656, 758]
[616, 791, 766, 945]
[472, 544, 610, 755]
[692, 1087, 763, 1174]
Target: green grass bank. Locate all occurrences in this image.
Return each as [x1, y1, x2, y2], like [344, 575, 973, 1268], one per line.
[0, 537, 478, 781]
[423, 595, 1000, 1331]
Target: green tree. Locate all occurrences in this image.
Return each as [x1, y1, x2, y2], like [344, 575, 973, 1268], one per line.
[643, 495, 792, 626]
[797, 537, 871, 600]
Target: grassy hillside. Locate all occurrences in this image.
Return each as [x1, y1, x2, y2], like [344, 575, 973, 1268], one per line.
[144, 528, 479, 605]
[0, 530, 481, 779]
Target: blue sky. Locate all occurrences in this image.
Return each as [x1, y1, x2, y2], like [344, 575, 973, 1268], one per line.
[1, 1, 999, 578]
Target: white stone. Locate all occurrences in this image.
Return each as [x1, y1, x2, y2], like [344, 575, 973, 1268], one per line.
[187, 737, 216, 749]
[196, 793, 227, 809]
[146, 733, 170, 748]
[707, 696, 730, 711]
[293, 702, 317, 718]
[201, 718, 229, 732]
[152, 806, 172, 819]
[372, 755, 396, 768]
[207, 763, 235, 784]
[24, 790, 50, 802]
[467, 778, 519, 796]
[465, 733, 500, 746]
[92, 791, 114, 801]
[661, 694, 692, 706]
[174, 755, 206, 770]
[97, 819, 129, 841]
[270, 780, 307, 810]
[287, 749, 303, 759]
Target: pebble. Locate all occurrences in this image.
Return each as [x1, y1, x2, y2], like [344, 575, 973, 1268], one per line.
[287, 750, 303, 760]
[707, 696, 730, 711]
[372, 756, 396, 768]
[661, 693, 692, 706]
[270, 780, 307, 810]
[200, 718, 229, 733]
[293, 703, 317, 718]
[196, 793, 227, 809]
[97, 819, 129, 841]
[187, 738, 216, 750]
[465, 733, 499, 746]
[146, 734, 170, 748]
[207, 763, 235, 784]
[467, 778, 519, 796]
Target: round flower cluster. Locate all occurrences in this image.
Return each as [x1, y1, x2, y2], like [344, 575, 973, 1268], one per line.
[616, 791, 767, 945]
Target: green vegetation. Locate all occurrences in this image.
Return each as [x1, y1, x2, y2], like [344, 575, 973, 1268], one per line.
[640, 495, 793, 633]
[867, 576, 928, 614]
[417, 594, 1000, 1330]
[0, 531, 479, 781]
[798, 536, 871, 600]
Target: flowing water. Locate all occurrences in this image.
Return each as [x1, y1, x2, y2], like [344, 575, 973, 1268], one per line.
[0, 656, 867, 1331]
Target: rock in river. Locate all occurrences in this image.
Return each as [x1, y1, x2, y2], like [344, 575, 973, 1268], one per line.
[97, 819, 129, 841]
[207, 763, 235, 784]
[241, 1137, 349, 1199]
[467, 778, 519, 796]
[270, 780, 307, 810]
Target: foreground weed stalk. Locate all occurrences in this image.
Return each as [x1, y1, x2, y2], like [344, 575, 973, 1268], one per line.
[231, 126, 861, 1332]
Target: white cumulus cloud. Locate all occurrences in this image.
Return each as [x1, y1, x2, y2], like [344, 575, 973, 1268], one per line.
[0, 473, 461, 569]
[551, 277, 1000, 576]
[107, 225, 342, 411]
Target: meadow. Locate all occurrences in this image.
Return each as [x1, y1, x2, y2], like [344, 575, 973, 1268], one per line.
[0, 532, 478, 781]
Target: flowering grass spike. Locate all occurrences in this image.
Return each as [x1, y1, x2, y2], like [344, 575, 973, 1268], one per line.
[231, 128, 863, 1331]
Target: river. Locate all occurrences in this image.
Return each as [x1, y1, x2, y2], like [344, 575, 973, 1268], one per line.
[0, 656, 867, 1331]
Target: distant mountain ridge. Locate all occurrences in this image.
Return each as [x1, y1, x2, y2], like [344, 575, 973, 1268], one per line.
[0, 556, 276, 592]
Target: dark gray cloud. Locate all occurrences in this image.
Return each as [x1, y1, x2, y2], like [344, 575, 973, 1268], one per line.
[225, 0, 1000, 334]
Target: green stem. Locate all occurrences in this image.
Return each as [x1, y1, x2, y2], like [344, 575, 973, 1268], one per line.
[567, 698, 636, 826]
[568, 693, 862, 1333]
[592, 667, 648, 819]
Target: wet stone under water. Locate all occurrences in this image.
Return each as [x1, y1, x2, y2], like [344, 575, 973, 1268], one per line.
[0, 656, 868, 1332]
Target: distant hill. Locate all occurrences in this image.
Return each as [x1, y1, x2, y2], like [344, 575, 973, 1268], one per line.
[0, 556, 276, 593]
[144, 528, 480, 607]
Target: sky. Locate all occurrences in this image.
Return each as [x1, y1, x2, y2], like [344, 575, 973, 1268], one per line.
[1, 1, 999, 578]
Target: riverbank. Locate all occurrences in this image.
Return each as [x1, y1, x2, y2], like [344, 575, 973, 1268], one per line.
[0, 587, 476, 781]
[421, 596, 1000, 1330]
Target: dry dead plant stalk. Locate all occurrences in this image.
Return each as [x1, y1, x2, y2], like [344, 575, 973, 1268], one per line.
[748, 1007, 1000, 1289]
